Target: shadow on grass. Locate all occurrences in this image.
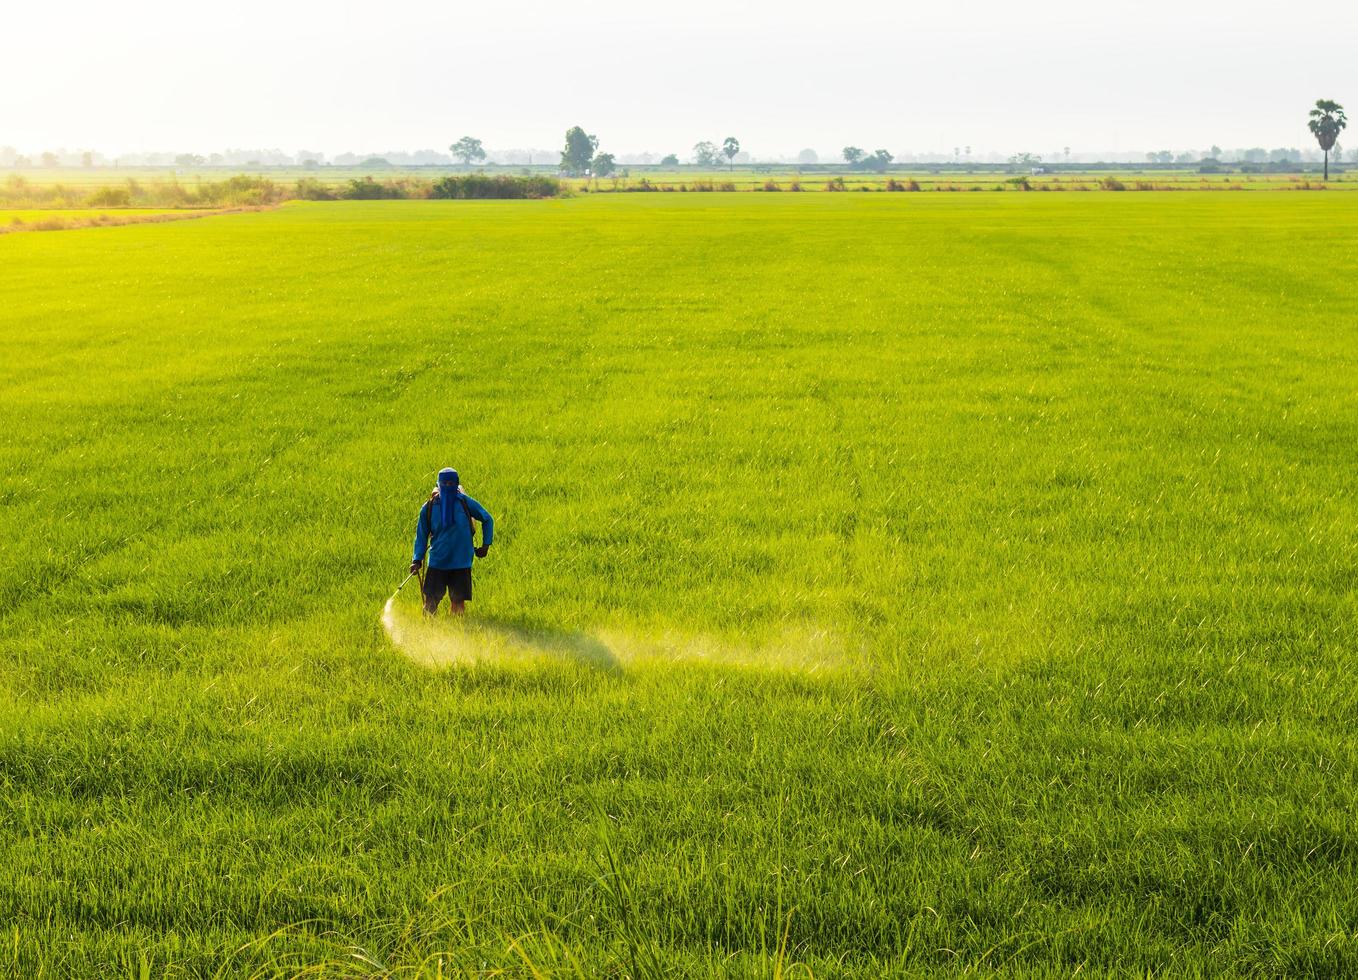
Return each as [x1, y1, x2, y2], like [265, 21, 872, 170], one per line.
[470, 615, 621, 673]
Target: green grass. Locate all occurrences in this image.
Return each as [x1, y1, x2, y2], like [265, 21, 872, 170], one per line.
[2, 194, 1356, 976]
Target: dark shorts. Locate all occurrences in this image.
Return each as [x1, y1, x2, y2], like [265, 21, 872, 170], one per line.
[423, 566, 472, 606]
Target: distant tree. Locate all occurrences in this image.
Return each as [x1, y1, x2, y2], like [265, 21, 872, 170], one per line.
[561, 127, 599, 174]
[359, 157, 392, 168]
[40, 152, 58, 167]
[450, 136, 487, 166]
[692, 141, 719, 167]
[1209, 144, 1223, 159]
[81, 151, 93, 168]
[797, 148, 818, 164]
[1268, 147, 1295, 164]
[1063, 146, 1071, 161]
[863, 149, 894, 173]
[660, 153, 679, 166]
[842, 146, 865, 167]
[1008, 152, 1041, 170]
[1308, 99, 1347, 181]
[722, 136, 740, 170]
[1242, 147, 1268, 163]
[175, 153, 205, 167]
[591, 152, 616, 177]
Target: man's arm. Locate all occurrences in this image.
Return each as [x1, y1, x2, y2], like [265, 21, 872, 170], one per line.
[412, 502, 430, 564]
[467, 497, 494, 548]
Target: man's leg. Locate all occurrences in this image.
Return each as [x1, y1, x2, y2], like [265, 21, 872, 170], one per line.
[422, 569, 444, 616]
[448, 568, 471, 616]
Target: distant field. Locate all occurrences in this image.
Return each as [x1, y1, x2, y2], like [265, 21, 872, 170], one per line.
[9, 164, 1356, 193]
[2, 194, 1357, 975]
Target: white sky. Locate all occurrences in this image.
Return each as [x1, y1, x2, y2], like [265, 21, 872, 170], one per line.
[3, 0, 1354, 158]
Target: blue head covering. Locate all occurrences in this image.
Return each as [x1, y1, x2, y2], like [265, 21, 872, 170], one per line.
[437, 468, 459, 526]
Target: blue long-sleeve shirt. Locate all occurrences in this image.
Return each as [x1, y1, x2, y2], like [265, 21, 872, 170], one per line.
[413, 493, 494, 570]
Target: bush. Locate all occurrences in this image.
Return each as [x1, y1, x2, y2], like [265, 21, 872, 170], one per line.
[825, 177, 847, 192]
[86, 186, 132, 207]
[719, 181, 736, 192]
[788, 180, 802, 192]
[341, 177, 398, 200]
[154, 182, 195, 207]
[763, 180, 781, 192]
[1099, 177, 1126, 191]
[430, 174, 561, 199]
[206, 175, 285, 206]
[294, 178, 336, 201]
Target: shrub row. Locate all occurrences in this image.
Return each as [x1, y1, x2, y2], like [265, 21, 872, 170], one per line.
[3, 173, 1317, 211]
[431, 174, 561, 199]
[295, 174, 562, 201]
[2, 174, 290, 209]
[1, 173, 563, 209]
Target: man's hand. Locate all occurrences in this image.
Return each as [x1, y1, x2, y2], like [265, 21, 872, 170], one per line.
[409, 559, 422, 575]
[474, 545, 489, 559]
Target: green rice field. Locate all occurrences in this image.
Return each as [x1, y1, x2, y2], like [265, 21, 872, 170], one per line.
[2, 193, 1356, 976]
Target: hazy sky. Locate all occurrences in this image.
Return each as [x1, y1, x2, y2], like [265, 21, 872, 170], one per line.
[4, 0, 1354, 157]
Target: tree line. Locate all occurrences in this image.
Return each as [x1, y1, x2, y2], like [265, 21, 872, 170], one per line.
[446, 100, 1345, 178]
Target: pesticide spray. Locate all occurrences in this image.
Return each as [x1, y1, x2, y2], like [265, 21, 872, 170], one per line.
[380, 564, 844, 672]
[381, 568, 421, 647]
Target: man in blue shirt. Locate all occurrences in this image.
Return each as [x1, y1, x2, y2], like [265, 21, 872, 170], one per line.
[410, 467, 494, 615]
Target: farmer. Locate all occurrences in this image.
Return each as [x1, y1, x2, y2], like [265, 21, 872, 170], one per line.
[410, 467, 494, 615]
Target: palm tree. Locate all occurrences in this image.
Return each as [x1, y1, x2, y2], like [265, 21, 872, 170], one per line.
[722, 137, 740, 172]
[1308, 100, 1347, 181]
